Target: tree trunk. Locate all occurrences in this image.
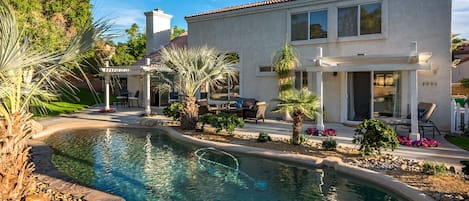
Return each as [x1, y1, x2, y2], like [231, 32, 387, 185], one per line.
[180, 96, 198, 130]
[0, 112, 35, 200]
[292, 110, 305, 143]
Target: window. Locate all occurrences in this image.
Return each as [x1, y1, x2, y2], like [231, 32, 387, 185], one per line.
[338, 3, 381, 37]
[259, 66, 274, 73]
[295, 71, 308, 90]
[291, 10, 328, 41]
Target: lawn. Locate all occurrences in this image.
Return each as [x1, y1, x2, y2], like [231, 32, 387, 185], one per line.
[34, 89, 115, 117]
[445, 135, 469, 151]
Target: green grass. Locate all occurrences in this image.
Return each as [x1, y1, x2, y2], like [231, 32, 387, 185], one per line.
[445, 135, 469, 151]
[34, 89, 117, 117]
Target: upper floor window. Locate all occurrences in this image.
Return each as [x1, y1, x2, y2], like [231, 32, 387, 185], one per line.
[338, 2, 381, 37]
[291, 10, 328, 41]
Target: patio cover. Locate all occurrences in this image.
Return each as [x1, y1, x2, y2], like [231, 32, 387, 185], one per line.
[100, 60, 173, 114]
[309, 44, 432, 140]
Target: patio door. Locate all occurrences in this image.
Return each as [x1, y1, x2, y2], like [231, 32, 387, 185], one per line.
[347, 71, 401, 121]
[347, 72, 371, 121]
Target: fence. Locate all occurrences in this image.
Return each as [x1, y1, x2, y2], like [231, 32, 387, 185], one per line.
[451, 99, 468, 134]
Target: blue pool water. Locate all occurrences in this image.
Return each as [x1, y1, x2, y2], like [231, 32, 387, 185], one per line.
[44, 128, 406, 201]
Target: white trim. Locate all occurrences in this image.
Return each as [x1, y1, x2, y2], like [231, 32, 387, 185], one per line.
[306, 64, 431, 72]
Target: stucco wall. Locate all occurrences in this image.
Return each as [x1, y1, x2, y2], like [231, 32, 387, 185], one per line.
[187, 0, 451, 129]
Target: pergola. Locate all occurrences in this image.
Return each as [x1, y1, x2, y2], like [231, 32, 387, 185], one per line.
[100, 59, 172, 115]
[308, 42, 432, 140]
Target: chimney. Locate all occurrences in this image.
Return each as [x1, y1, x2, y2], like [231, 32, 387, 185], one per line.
[144, 8, 172, 55]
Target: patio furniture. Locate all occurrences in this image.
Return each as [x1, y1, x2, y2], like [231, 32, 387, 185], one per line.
[115, 89, 128, 108]
[128, 90, 140, 107]
[169, 91, 179, 103]
[379, 102, 441, 138]
[197, 99, 218, 115]
[243, 101, 267, 123]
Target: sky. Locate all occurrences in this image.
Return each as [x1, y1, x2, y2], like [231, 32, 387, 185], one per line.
[92, 0, 469, 43]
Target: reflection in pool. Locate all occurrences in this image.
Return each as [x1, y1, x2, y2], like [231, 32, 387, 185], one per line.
[43, 128, 405, 201]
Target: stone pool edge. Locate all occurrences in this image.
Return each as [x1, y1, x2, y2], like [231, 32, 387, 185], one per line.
[158, 125, 434, 201]
[32, 121, 434, 201]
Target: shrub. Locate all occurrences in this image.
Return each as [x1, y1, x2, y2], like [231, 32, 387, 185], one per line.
[199, 113, 244, 135]
[421, 161, 448, 175]
[322, 137, 337, 151]
[353, 119, 399, 156]
[461, 78, 469, 88]
[257, 132, 272, 142]
[290, 134, 306, 145]
[305, 127, 336, 137]
[163, 102, 183, 120]
[461, 161, 469, 176]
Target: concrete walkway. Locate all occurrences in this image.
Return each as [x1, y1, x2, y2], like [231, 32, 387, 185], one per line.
[37, 106, 469, 169]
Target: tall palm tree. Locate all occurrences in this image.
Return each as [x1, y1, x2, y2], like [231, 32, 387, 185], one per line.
[0, 0, 108, 199]
[160, 46, 237, 130]
[272, 41, 300, 99]
[272, 89, 321, 145]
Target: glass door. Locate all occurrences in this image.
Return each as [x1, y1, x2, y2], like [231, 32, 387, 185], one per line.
[373, 71, 401, 117]
[347, 72, 371, 121]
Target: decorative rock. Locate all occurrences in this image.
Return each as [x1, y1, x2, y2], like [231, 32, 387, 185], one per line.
[25, 193, 49, 201]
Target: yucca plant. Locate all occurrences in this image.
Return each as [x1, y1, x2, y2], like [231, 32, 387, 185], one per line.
[272, 42, 300, 99]
[160, 46, 237, 130]
[272, 89, 321, 145]
[0, 0, 108, 199]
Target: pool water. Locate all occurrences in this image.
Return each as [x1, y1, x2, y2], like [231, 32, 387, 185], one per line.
[44, 128, 405, 201]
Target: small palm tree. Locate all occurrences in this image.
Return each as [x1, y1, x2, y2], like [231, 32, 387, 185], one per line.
[272, 89, 321, 145]
[160, 46, 237, 130]
[0, 0, 108, 199]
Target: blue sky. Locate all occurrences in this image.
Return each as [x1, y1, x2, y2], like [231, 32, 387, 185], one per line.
[92, 0, 469, 42]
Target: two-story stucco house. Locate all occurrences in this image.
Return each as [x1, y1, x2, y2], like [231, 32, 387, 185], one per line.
[185, 0, 452, 137]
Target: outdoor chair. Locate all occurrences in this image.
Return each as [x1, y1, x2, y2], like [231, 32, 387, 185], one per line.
[197, 99, 218, 115]
[115, 89, 129, 108]
[128, 90, 140, 107]
[379, 102, 441, 138]
[243, 101, 267, 123]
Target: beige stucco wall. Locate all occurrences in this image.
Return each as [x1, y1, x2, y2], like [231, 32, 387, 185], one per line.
[187, 0, 451, 129]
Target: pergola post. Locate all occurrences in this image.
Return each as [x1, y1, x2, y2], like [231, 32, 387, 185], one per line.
[409, 69, 420, 140]
[316, 47, 325, 131]
[104, 61, 110, 111]
[144, 58, 152, 115]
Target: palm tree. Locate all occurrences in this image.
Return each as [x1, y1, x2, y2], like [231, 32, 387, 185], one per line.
[272, 89, 321, 145]
[0, 0, 108, 199]
[272, 41, 300, 99]
[452, 34, 468, 67]
[160, 46, 237, 130]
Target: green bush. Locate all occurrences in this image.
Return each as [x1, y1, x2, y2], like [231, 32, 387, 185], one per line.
[461, 78, 469, 88]
[461, 161, 469, 176]
[421, 161, 448, 175]
[322, 137, 337, 151]
[353, 119, 399, 156]
[199, 113, 244, 135]
[163, 102, 183, 120]
[290, 134, 306, 145]
[257, 132, 272, 142]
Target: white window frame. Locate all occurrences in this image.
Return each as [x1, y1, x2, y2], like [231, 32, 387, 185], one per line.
[290, 9, 328, 42]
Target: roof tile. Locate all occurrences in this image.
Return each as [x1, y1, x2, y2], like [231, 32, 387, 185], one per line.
[186, 0, 295, 18]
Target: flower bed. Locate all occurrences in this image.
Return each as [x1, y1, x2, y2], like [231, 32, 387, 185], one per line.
[397, 136, 441, 147]
[305, 127, 336, 137]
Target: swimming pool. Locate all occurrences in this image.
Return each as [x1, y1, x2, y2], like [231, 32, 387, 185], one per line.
[43, 128, 406, 201]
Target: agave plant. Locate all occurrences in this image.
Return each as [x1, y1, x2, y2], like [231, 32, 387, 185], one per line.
[272, 89, 321, 145]
[160, 46, 237, 129]
[0, 0, 108, 199]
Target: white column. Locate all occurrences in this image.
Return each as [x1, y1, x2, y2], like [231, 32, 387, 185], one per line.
[105, 73, 110, 111]
[316, 47, 325, 130]
[409, 70, 420, 140]
[144, 72, 151, 114]
[104, 61, 110, 111]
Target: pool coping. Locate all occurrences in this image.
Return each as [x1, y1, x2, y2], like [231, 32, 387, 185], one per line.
[32, 122, 434, 201]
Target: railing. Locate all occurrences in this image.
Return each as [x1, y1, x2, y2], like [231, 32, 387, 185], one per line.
[450, 99, 468, 134]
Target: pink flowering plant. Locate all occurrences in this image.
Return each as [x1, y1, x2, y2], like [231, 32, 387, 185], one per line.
[305, 127, 336, 137]
[99, 108, 115, 113]
[397, 136, 441, 148]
